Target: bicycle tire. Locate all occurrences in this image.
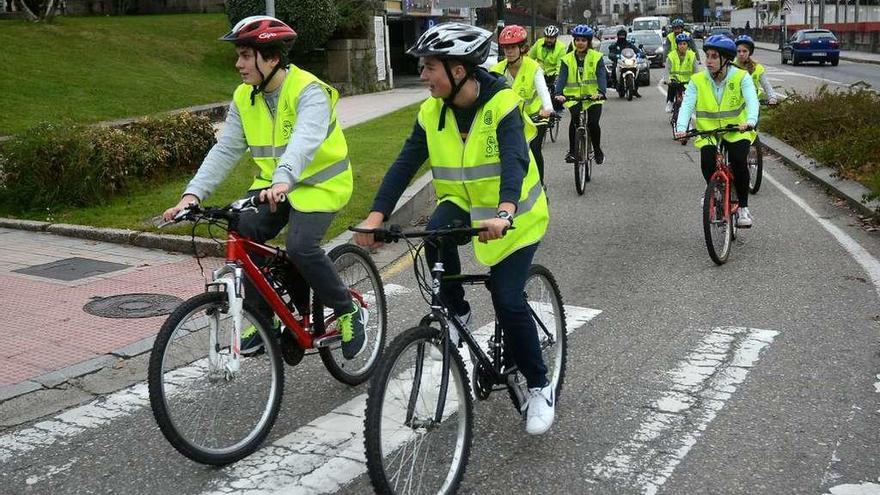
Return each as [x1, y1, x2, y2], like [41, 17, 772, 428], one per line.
[549, 115, 560, 143]
[364, 325, 473, 495]
[703, 179, 732, 265]
[749, 139, 764, 194]
[575, 127, 588, 195]
[314, 243, 387, 386]
[148, 291, 284, 465]
[523, 264, 568, 400]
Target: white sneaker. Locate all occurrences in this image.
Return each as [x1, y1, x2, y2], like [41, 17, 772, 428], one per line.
[737, 207, 753, 228]
[522, 384, 555, 435]
[665, 101, 673, 113]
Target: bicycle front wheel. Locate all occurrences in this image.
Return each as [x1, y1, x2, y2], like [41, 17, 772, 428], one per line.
[748, 139, 763, 194]
[364, 326, 473, 495]
[315, 243, 387, 386]
[575, 127, 588, 195]
[148, 291, 284, 465]
[703, 179, 733, 265]
[525, 264, 567, 399]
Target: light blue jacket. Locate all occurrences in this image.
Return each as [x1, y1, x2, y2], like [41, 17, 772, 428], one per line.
[676, 66, 759, 133]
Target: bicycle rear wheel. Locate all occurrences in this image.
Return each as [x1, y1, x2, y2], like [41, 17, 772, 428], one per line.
[524, 265, 567, 400]
[748, 139, 763, 194]
[148, 291, 284, 465]
[703, 179, 733, 265]
[575, 127, 588, 196]
[364, 326, 473, 495]
[314, 243, 387, 386]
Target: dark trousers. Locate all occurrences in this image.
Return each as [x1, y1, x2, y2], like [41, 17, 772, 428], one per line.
[667, 82, 685, 103]
[701, 139, 751, 207]
[544, 74, 563, 112]
[568, 103, 602, 156]
[426, 201, 548, 389]
[530, 124, 548, 184]
[237, 190, 353, 323]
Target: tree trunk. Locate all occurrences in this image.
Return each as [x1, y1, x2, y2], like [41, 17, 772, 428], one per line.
[16, 0, 37, 20]
[43, 0, 55, 19]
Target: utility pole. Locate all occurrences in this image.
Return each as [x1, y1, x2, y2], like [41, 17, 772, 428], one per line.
[531, 0, 537, 43]
[819, 0, 825, 26]
[854, 0, 859, 23]
[266, 0, 274, 16]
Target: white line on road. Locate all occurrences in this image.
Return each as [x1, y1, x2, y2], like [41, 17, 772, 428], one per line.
[200, 305, 602, 495]
[764, 173, 880, 299]
[590, 326, 779, 495]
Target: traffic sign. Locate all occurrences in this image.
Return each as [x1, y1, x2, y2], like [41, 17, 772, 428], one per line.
[583, 9, 591, 19]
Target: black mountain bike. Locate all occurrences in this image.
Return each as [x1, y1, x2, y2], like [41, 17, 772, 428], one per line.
[566, 94, 606, 196]
[355, 224, 567, 495]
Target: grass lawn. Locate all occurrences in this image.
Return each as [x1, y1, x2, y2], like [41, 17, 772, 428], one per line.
[0, 14, 237, 135]
[19, 103, 426, 241]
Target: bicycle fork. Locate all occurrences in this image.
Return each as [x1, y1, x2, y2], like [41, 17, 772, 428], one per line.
[206, 263, 244, 380]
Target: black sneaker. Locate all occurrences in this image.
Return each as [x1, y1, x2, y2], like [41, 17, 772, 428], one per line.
[595, 149, 605, 165]
[565, 152, 576, 163]
[339, 301, 367, 360]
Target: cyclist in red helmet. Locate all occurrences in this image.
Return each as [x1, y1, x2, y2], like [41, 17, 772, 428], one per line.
[163, 16, 368, 359]
[491, 25, 554, 186]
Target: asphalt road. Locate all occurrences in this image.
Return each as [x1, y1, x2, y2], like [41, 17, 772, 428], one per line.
[1, 72, 878, 495]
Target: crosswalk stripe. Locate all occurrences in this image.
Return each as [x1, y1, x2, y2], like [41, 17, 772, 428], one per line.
[200, 304, 602, 495]
[589, 326, 779, 495]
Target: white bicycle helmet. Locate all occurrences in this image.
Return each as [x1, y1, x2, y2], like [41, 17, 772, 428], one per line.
[407, 22, 493, 65]
[544, 25, 560, 37]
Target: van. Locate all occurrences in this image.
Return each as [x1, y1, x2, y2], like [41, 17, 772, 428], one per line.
[631, 16, 668, 37]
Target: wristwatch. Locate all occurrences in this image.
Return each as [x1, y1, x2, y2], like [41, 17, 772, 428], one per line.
[496, 210, 514, 227]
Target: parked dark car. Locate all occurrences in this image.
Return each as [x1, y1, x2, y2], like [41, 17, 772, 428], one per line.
[781, 29, 840, 66]
[709, 27, 735, 40]
[628, 30, 665, 68]
[692, 24, 706, 39]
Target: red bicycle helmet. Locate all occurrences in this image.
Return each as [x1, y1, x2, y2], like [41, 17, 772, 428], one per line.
[220, 15, 297, 46]
[498, 25, 528, 46]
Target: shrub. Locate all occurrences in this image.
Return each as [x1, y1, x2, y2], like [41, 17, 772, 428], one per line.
[333, 0, 382, 39]
[225, 0, 338, 56]
[762, 86, 880, 202]
[0, 113, 215, 213]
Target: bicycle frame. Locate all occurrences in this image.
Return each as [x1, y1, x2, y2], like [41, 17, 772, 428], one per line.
[707, 141, 739, 221]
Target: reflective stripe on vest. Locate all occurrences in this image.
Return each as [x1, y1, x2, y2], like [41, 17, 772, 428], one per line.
[234, 65, 353, 213]
[561, 50, 604, 108]
[490, 57, 542, 116]
[691, 69, 757, 148]
[417, 89, 549, 266]
[667, 50, 696, 83]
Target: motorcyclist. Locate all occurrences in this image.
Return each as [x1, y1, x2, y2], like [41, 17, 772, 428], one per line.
[608, 29, 641, 98]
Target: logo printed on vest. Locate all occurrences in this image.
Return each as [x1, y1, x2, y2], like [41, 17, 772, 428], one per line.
[728, 82, 735, 91]
[485, 135, 499, 157]
[483, 110, 494, 126]
[282, 120, 293, 139]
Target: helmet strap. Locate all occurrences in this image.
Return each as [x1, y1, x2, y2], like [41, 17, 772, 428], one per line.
[250, 57, 284, 105]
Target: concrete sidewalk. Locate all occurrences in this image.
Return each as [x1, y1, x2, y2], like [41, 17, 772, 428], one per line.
[754, 40, 880, 65]
[0, 85, 432, 415]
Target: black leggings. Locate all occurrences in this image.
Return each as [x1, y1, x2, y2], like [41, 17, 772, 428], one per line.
[667, 82, 685, 103]
[530, 124, 548, 184]
[568, 103, 602, 155]
[701, 139, 751, 207]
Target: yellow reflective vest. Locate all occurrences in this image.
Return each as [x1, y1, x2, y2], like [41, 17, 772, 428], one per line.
[667, 49, 696, 83]
[560, 50, 605, 109]
[691, 69, 757, 148]
[490, 56, 543, 117]
[417, 88, 549, 266]
[528, 38, 566, 76]
[234, 65, 353, 212]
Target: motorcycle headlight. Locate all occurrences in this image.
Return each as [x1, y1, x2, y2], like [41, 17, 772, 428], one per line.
[655, 46, 664, 54]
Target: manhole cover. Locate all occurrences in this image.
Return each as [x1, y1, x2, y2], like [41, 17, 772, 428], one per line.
[14, 257, 131, 281]
[84, 293, 183, 318]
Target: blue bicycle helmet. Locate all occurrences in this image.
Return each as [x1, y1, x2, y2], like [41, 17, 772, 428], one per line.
[703, 34, 736, 60]
[571, 24, 594, 38]
[735, 34, 755, 54]
[671, 18, 685, 28]
[675, 33, 692, 43]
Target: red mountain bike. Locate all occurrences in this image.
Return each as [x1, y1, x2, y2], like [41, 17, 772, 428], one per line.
[676, 125, 753, 265]
[666, 80, 687, 146]
[148, 196, 387, 465]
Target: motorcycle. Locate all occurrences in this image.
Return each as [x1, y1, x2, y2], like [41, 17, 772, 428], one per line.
[615, 48, 641, 101]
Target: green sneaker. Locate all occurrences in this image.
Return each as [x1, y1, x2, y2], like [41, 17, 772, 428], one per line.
[338, 301, 367, 360]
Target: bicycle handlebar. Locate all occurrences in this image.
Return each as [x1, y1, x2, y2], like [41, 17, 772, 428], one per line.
[349, 224, 491, 244]
[675, 124, 754, 141]
[158, 195, 263, 228]
[560, 94, 607, 102]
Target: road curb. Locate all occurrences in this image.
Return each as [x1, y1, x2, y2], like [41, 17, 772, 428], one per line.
[755, 44, 880, 66]
[0, 172, 435, 408]
[760, 133, 880, 218]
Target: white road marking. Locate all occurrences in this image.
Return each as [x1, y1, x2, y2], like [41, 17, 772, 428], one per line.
[200, 305, 602, 495]
[25, 459, 77, 486]
[764, 173, 880, 299]
[826, 481, 880, 494]
[590, 326, 779, 495]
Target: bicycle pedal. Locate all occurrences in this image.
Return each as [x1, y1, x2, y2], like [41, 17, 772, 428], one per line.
[314, 334, 342, 348]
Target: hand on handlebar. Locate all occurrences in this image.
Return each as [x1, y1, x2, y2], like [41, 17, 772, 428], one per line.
[477, 217, 510, 243]
[353, 212, 386, 249]
[674, 130, 688, 140]
[258, 183, 290, 213]
[554, 95, 566, 103]
[738, 123, 754, 132]
[538, 108, 553, 118]
[162, 194, 199, 222]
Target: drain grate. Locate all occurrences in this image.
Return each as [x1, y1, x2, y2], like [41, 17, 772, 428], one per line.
[14, 257, 131, 281]
[84, 293, 183, 318]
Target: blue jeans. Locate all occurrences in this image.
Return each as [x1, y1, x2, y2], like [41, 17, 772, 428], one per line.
[426, 201, 548, 388]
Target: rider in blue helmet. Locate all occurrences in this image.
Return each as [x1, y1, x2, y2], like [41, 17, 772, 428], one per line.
[673, 33, 760, 228]
[663, 31, 698, 112]
[664, 18, 697, 57]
